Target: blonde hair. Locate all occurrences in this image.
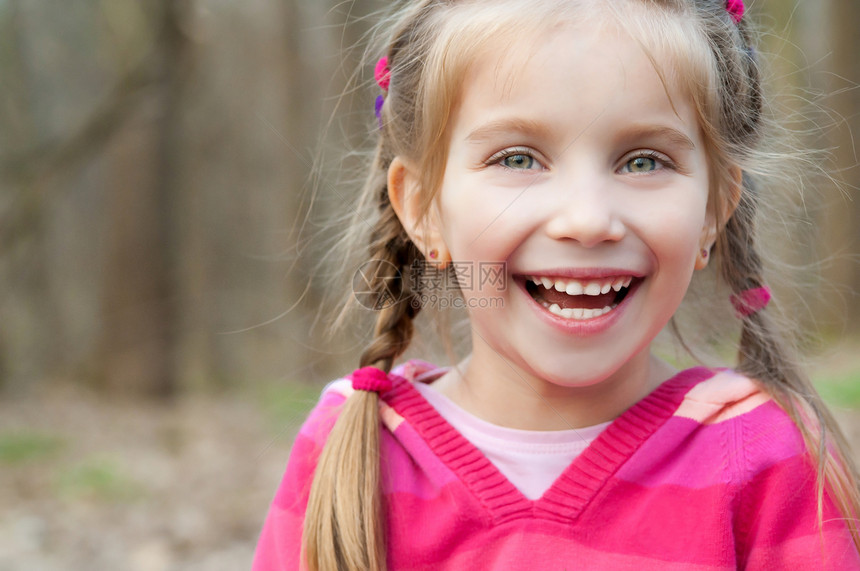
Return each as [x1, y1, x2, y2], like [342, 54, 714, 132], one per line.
[304, 1, 860, 568]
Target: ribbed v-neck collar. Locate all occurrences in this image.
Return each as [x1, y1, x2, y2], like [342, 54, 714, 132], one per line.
[383, 364, 715, 524]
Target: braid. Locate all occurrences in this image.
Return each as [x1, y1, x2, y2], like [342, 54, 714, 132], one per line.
[359, 158, 423, 370]
[719, 174, 775, 375]
[719, 174, 860, 549]
[304, 143, 424, 571]
[304, 390, 387, 570]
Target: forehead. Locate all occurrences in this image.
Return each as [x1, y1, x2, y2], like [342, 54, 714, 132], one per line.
[448, 20, 702, 147]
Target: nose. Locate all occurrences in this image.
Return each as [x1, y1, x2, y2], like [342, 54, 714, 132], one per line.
[544, 175, 625, 248]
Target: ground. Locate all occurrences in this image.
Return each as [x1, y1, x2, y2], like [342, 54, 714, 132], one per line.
[0, 382, 313, 571]
[1, 344, 859, 570]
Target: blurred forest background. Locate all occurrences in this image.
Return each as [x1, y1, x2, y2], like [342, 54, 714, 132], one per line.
[0, 0, 859, 569]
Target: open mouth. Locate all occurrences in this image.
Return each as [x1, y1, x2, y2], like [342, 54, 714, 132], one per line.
[524, 275, 639, 320]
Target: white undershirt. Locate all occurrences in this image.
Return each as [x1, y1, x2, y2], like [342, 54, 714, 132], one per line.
[414, 381, 611, 500]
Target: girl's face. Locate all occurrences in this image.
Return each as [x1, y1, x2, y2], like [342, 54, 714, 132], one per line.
[422, 22, 714, 392]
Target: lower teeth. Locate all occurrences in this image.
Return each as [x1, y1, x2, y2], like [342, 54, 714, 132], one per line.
[540, 301, 615, 320]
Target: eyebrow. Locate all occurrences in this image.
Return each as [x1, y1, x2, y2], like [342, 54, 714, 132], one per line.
[465, 118, 555, 144]
[618, 124, 697, 151]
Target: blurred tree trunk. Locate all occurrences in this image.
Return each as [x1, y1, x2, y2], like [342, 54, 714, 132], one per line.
[271, 0, 383, 382]
[280, 0, 314, 373]
[0, 0, 66, 390]
[100, 0, 192, 398]
[150, 0, 191, 396]
[773, 0, 860, 338]
[826, 0, 860, 334]
[280, 0, 331, 379]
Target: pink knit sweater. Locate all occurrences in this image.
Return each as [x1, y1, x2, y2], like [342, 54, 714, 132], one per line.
[253, 361, 859, 569]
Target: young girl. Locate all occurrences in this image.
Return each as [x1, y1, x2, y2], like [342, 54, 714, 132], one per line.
[254, 0, 860, 569]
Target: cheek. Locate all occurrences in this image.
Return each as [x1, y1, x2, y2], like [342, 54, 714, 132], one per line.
[638, 199, 709, 258]
[438, 184, 531, 261]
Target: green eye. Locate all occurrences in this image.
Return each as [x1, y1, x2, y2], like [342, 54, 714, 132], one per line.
[502, 154, 535, 170]
[625, 156, 658, 173]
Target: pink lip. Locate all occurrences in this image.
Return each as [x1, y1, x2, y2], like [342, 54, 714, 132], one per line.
[514, 274, 642, 336]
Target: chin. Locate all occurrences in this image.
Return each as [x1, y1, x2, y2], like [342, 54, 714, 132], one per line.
[527, 360, 624, 390]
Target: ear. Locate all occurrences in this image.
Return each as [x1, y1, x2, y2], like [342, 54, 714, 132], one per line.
[696, 166, 743, 271]
[387, 156, 450, 266]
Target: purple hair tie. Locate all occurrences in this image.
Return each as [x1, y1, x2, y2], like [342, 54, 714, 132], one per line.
[374, 95, 385, 128]
[726, 0, 744, 23]
[731, 286, 771, 318]
[349, 366, 393, 393]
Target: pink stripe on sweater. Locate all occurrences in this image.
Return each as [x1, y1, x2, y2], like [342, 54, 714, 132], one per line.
[381, 421, 459, 498]
[617, 401, 804, 488]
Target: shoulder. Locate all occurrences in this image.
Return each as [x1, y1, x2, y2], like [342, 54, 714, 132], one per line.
[293, 358, 441, 446]
[252, 379, 353, 569]
[676, 369, 799, 439]
[269, 361, 441, 511]
[689, 373, 860, 566]
[622, 369, 803, 488]
[671, 369, 808, 475]
[292, 378, 352, 447]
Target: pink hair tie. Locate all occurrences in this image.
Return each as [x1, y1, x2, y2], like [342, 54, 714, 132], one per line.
[726, 0, 745, 23]
[373, 57, 390, 127]
[349, 366, 393, 393]
[731, 286, 771, 318]
[374, 57, 391, 91]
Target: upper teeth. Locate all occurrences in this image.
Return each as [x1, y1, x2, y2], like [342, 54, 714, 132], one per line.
[531, 276, 632, 295]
